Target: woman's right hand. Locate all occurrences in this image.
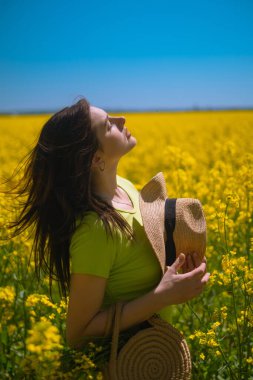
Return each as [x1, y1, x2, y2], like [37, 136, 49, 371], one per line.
[155, 253, 210, 306]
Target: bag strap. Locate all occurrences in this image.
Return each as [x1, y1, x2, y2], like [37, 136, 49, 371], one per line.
[164, 197, 177, 266]
[104, 303, 116, 337]
[108, 302, 125, 380]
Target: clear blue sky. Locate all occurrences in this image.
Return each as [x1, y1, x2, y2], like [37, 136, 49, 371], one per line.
[0, 0, 253, 113]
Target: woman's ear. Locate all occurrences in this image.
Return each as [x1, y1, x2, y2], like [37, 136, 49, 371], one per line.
[91, 151, 104, 169]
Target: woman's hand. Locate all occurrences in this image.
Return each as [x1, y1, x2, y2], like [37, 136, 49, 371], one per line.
[155, 253, 210, 306]
[181, 252, 207, 274]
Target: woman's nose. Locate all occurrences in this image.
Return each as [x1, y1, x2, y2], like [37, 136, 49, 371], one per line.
[119, 116, 126, 129]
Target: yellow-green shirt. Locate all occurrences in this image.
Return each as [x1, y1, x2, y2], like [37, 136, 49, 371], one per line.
[70, 175, 172, 322]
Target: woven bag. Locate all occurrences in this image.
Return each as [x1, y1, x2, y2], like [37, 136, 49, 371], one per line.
[102, 302, 192, 380]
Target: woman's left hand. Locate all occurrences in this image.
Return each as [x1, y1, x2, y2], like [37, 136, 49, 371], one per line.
[180, 252, 207, 274]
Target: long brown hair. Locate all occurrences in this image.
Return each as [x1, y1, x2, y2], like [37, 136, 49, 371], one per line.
[0, 97, 135, 300]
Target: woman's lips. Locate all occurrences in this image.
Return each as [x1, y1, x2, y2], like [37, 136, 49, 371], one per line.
[126, 128, 131, 138]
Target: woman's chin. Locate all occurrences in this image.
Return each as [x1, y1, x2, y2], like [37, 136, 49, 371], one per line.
[124, 137, 137, 155]
[129, 135, 137, 145]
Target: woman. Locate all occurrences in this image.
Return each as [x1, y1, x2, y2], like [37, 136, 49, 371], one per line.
[2, 97, 209, 362]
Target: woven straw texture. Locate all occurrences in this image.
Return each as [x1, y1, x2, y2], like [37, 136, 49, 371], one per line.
[139, 172, 167, 274]
[116, 316, 191, 380]
[102, 303, 192, 380]
[174, 198, 206, 261]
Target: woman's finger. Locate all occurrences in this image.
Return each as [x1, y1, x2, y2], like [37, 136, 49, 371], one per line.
[181, 261, 187, 273]
[200, 272, 210, 285]
[192, 252, 201, 267]
[169, 253, 186, 274]
[180, 253, 207, 274]
[187, 254, 195, 271]
[183, 261, 207, 280]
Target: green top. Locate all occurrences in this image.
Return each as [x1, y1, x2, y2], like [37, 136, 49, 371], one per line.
[69, 175, 173, 322]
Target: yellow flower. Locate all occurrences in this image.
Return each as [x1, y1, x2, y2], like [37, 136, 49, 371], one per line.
[26, 318, 63, 357]
[7, 324, 17, 334]
[211, 321, 221, 329]
[194, 330, 205, 338]
[207, 339, 219, 347]
[0, 286, 15, 303]
[26, 294, 57, 309]
[200, 353, 205, 360]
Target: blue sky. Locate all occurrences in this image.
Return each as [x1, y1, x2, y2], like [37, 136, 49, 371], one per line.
[0, 0, 253, 113]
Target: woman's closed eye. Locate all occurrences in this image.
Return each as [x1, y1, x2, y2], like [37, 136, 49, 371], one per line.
[108, 121, 116, 130]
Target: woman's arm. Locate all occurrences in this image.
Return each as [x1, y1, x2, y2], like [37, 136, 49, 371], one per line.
[66, 253, 210, 350]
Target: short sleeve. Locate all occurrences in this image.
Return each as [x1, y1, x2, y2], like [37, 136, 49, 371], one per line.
[70, 216, 117, 278]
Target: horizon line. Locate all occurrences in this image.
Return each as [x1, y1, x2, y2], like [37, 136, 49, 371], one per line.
[0, 105, 253, 115]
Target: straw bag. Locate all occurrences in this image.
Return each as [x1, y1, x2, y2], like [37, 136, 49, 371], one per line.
[102, 302, 192, 380]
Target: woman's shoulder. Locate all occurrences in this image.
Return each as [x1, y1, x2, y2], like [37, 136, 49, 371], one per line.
[75, 211, 103, 232]
[74, 211, 120, 240]
[70, 212, 110, 251]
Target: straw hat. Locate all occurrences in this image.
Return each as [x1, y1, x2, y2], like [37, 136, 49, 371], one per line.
[139, 172, 207, 274]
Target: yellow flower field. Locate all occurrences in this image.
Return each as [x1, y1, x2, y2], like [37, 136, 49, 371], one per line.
[0, 110, 253, 379]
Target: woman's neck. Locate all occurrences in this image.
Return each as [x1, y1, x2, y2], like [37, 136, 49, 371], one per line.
[91, 167, 118, 200]
[90, 169, 133, 207]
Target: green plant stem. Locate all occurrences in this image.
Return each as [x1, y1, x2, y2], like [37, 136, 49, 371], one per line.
[218, 344, 238, 380]
[186, 301, 202, 324]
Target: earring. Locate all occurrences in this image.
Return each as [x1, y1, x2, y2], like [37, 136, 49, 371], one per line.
[99, 160, 105, 172]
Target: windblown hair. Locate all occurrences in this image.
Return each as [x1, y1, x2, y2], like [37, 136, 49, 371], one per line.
[1, 97, 135, 300]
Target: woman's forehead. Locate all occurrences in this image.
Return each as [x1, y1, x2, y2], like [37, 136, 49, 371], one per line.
[90, 106, 107, 119]
[90, 106, 108, 128]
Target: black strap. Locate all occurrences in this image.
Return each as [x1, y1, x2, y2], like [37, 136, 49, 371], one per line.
[164, 198, 177, 266]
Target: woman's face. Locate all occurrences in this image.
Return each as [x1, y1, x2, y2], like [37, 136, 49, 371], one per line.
[90, 106, 137, 165]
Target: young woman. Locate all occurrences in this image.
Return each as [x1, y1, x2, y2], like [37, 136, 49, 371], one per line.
[2, 97, 209, 357]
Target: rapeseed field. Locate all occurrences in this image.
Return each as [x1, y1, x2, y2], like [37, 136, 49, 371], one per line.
[0, 110, 252, 379]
